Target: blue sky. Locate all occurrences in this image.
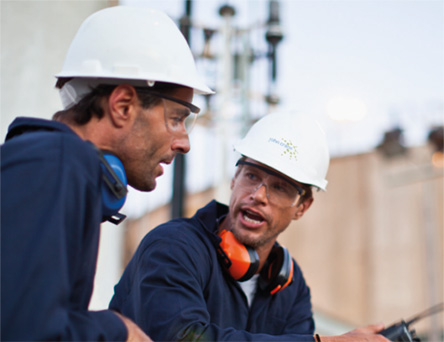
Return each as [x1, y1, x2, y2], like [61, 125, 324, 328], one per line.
[278, 0, 443, 153]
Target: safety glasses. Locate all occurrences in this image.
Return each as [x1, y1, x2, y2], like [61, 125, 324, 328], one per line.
[235, 160, 305, 208]
[135, 88, 200, 135]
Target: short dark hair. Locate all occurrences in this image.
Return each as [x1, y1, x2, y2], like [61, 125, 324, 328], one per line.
[300, 184, 313, 202]
[52, 80, 182, 125]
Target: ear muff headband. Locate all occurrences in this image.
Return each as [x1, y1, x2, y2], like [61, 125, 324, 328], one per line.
[217, 229, 294, 294]
[259, 245, 294, 294]
[88, 142, 128, 224]
[218, 230, 259, 282]
[100, 153, 127, 218]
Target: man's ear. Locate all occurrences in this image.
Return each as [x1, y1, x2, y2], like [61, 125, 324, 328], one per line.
[107, 84, 138, 128]
[293, 197, 314, 220]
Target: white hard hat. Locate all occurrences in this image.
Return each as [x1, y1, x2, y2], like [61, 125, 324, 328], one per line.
[56, 6, 213, 96]
[234, 112, 330, 191]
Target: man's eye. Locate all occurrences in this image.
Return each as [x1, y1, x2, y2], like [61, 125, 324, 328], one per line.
[169, 114, 185, 126]
[272, 182, 291, 194]
[244, 171, 259, 182]
[246, 172, 255, 180]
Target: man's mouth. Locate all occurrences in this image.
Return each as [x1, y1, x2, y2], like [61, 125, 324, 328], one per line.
[157, 157, 175, 177]
[161, 157, 174, 165]
[242, 209, 265, 225]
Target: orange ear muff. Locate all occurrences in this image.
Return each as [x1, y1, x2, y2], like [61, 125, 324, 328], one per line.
[258, 245, 294, 295]
[217, 230, 294, 294]
[217, 230, 259, 282]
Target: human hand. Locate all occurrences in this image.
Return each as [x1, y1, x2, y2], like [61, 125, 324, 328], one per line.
[316, 323, 391, 342]
[113, 311, 153, 342]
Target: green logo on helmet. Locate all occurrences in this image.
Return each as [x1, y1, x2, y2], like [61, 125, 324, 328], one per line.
[268, 137, 298, 161]
[281, 138, 298, 161]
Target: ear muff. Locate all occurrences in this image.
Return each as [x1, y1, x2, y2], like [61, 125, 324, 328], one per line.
[259, 245, 294, 295]
[217, 230, 259, 282]
[217, 230, 294, 294]
[88, 142, 128, 224]
[100, 152, 128, 224]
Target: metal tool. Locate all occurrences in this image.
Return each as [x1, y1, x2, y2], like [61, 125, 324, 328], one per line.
[380, 302, 444, 341]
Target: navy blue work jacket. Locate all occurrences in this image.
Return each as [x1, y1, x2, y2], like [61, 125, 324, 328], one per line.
[1, 117, 127, 341]
[110, 200, 315, 341]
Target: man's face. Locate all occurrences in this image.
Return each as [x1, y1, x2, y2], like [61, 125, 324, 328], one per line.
[228, 158, 309, 250]
[120, 86, 194, 191]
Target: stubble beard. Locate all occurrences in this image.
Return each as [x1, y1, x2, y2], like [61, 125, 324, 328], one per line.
[230, 213, 277, 249]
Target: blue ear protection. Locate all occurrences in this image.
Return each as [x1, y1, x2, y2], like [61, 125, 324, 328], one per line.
[88, 142, 128, 224]
[100, 152, 127, 224]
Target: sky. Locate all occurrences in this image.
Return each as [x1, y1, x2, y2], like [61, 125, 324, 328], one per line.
[120, 0, 444, 217]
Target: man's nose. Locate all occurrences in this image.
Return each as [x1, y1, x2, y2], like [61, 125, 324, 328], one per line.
[171, 134, 190, 154]
[251, 183, 269, 204]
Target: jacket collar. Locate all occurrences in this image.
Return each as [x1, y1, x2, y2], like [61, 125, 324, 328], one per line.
[194, 200, 229, 237]
[5, 117, 76, 142]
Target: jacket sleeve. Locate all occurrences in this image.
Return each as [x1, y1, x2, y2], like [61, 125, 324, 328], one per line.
[1, 134, 128, 341]
[112, 233, 315, 342]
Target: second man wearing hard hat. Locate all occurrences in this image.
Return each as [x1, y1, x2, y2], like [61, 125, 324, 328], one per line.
[109, 112, 390, 341]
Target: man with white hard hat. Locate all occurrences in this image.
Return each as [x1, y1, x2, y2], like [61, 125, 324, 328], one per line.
[110, 112, 390, 342]
[1, 6, 212, 341]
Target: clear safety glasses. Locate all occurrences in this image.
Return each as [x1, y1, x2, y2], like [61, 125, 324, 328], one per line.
[136, 89, 200, 135]
[235, 160, 306, 208]
[160, 97, 198, 136]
